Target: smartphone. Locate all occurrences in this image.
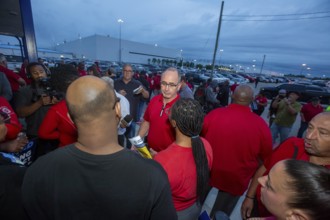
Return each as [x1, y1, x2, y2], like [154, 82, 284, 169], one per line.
[133, 86, 142, 94]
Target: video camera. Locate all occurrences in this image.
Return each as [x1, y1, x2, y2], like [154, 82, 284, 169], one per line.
[31, 78, 63, 103]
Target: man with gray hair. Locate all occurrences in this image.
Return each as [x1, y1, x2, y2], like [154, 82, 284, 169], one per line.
[114, 64, 149, 148]
[0, 53, 26, 98]
[0, 72, 12, 101]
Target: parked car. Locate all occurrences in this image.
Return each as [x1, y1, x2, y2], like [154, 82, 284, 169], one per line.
[312, 80, 328, 87]
[203, 72, 230, 84]
[259, 83, 330, 105]
[238, 73, 255, 82]
[221, 72, 246, 84]
[185, 73, 209, 85]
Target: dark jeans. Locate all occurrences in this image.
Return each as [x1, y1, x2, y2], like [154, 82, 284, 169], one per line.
[210, 190, 240, 218]
[124, 122, 137, 149]
[297, 121, 308, 138]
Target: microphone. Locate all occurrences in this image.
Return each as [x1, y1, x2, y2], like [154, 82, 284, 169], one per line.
[120, 114, 133, 128]
[129, 136, 152, 159]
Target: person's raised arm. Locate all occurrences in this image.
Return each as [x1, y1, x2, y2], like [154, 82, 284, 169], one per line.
[141, 87, 149, 99]
[241, 164, 267, 220]
[271, 96, 281, 109]
[16, 95, 52, 118]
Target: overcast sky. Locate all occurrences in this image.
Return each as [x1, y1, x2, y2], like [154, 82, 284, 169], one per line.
[15, 0, 330, 76]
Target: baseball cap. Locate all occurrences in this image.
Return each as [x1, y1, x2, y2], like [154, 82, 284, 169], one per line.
[278, 89, 286, 94]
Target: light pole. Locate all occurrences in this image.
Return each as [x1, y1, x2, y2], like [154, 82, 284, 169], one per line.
[219, 49, 223, 65]
[180, 49, 183, 69]
[306, 67, 311, 76]
[117, 18, 124, 64]
[252, 59, 256, 73]
[300, 63, 307, 75]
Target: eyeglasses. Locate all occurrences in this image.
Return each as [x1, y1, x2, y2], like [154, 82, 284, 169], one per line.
[160, 81, 179, 89]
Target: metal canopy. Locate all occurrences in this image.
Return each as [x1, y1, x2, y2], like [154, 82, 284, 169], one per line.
[0, 0, 24, 37]
[0, 0, 38, 61]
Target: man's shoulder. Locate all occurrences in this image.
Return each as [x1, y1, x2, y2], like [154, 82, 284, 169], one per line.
[149, 94, 163, 103]
[130, 79, 142, 86]
[28, 145, 73, 170]
[127, 151, 165, 172]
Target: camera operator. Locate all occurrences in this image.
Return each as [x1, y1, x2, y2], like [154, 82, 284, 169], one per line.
[267, 89, 287, 127]
[13, 62, 59, 160]
[270, 91, 302, 147]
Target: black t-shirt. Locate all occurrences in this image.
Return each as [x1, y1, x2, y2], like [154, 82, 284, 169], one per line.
[22, 145, 177, 220]
[114, 79, 143, 121]
[13, 85, 50, 136]
[0, 153, 28, 220]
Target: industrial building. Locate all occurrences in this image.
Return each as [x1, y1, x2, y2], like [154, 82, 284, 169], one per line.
[55, 34, 181, 64]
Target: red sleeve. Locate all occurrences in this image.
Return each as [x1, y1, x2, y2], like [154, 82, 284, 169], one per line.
[261, 97, 268, 104]
[1, 67, 20, 81]
[0, 97, 21, 140]
[300, 104, 307, 114]
[38, 105, 60, 140]
[263, 137, 299, 170]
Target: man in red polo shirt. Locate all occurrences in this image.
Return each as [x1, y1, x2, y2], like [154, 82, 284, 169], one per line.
[137, 67, 181, 152]
[297, 96, 323, 138]
[201, 85, 272, 219]
[0, 54, 26, 95]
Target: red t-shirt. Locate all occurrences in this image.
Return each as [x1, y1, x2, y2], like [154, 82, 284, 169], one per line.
[38, 100, 77, 147]
[0, 66, 21, 92]
[143, 94, 179, 152]
[301, 102, 324, 122]
[154, 138, 213, 211]
[255, 96, 267, 107]
[0, 97, 22, 141]
[19, 64, 32, 85]
[230, 84, 238, 93]
[78, 69, 87, 77]
[201, 104, 272, 195]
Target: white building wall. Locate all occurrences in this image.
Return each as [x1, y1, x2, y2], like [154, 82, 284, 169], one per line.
[55, 34, 180, 64]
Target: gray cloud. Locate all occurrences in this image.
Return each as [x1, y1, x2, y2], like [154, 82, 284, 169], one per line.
[7, 0, 327, 76]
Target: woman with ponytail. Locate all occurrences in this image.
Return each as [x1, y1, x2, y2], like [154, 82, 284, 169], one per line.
[154, 98, 213, 220]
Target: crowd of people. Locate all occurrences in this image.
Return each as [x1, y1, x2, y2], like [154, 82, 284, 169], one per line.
[0, 54, 329, 220]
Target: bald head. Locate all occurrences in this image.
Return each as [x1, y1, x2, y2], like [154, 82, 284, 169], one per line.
[232, 84, 254, 106]
[66, 76, 116, 123]
[311, 111, 330, 124]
